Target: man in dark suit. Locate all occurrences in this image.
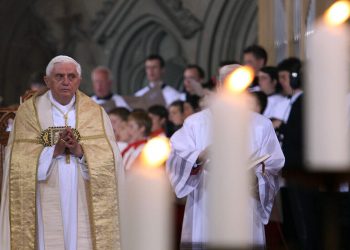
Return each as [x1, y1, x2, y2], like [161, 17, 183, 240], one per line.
[277, 57, 303, 168]
[276, 58, 325, 250]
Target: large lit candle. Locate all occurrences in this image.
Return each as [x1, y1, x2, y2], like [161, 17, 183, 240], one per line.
[208, 66, 254, 248]
[124, 137, 173, 250]
[306, 1, 350, 170]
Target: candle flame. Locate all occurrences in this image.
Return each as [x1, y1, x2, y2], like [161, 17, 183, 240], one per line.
[324, 1, 350, 26]
[225, 66, 255, 93]
[140, 137, 171, 169]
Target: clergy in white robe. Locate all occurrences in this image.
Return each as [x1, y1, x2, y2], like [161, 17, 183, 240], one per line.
[0, 56, 123, 250]
[166, 64, 285, 247]
[91, 66, 130, 111]
[134, 55, 184, 106]
[167, 109, 284, 246]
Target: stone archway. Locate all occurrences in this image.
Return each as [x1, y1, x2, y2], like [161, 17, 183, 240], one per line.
[84, 0, 258, 94]
[107, 15, 186, 94]
[197, 0, 257, 77]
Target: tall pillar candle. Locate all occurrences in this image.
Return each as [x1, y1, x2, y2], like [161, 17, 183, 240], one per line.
[124, 137, 173, 250]
[306, 1, 350, 170]
[208, 66, 253, 248]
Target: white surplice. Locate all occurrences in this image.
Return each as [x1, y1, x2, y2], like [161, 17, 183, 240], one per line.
[91, 94, 130, 109]
[166, 109, 285, 245]
[36, 91, 89, 250]
[122, 141, 147, 171]
[263, 94, 289, 120]
[273, 91, 303, 123]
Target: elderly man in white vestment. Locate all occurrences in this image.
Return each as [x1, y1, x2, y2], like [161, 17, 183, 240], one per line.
[166, 65, 285, 247]
[0, 55, 123, 250]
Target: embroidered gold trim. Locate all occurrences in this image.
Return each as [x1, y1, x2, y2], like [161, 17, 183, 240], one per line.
[75, 91, 80, 128]
[99, 106, 121, 244]
[80, 144, 97, 250]
[33, 93, 42, 131]
[8, 110, 17, 250]
[80, 135, 105, 141]
[14, 139, 39, 144]
[38, 126, 81, 147]
[10, 95, 44, 249]
[76, 91, 97, 250]
[33, 94, 43, 250]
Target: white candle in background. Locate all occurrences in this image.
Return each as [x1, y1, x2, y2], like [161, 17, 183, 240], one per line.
[306, 1, 350, 170]
[208, 66, 254, 248]
[124, 137, 173, 250]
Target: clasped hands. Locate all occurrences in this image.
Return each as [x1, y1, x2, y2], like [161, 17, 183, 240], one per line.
[53, 128, 83, 158]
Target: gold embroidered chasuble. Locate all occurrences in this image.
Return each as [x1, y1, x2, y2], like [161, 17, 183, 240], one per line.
[0, 90, 121, 250]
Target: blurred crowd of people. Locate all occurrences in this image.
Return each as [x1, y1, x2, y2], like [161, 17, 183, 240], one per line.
[86, 45, 303, 173]
[92, 45, 305, 248]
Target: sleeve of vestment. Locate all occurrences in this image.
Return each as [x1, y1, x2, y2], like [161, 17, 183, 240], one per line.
[166, 119, 203, 198]
[101, 109, 125, 248]
[37, 148, 90, 181]
[37, 147, 55, 181]
[78, 155, 89, 180]
[255, 121, 285, 224]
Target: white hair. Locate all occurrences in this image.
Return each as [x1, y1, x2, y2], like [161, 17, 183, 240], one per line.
[218, 64, 241, 84]
[91, 66, 113, 81]
[46, 55, 82, 77]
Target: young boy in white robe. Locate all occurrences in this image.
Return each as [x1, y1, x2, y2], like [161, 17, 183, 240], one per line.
[109, 107, 131, 152]
[147, 105, 168, 138]
[166, 65, 285, 247]
[122, 110, 152, 171]
[257, 66, 290, 123]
